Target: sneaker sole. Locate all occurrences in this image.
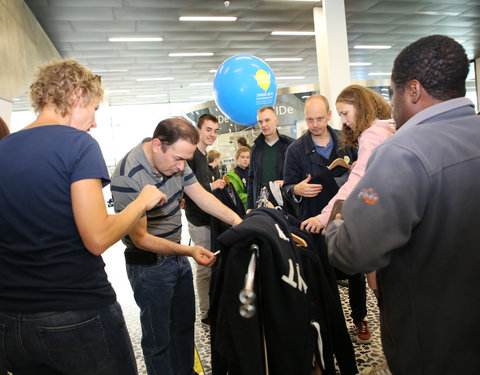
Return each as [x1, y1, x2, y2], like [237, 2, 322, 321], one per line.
[356, 336, 372, 344]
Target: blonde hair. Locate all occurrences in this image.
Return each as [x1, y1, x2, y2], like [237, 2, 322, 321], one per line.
[235, 146, 251, 160]
[29, 59, 103, 116]
[257, 105, 276, 116]
[207, 149, 220, 163]
[336, 85, 392, 148]
[0, 116, 10, 140]
[304, 94, 330, 112]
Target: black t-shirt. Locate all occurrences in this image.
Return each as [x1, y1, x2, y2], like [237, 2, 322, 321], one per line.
[185, 147, 212, 226]
[0, 126, 115, 312]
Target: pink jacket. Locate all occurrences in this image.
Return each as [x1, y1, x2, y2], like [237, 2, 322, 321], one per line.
[317, 119, 396, 226]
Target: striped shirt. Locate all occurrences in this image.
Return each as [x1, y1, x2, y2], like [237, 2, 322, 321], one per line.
[110, 139, 197, 252]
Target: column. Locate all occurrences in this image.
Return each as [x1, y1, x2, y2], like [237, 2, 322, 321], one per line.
[313, 0, 350, 129]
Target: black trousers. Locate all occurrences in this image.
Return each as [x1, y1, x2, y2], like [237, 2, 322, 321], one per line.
[335, 270, 367, 324]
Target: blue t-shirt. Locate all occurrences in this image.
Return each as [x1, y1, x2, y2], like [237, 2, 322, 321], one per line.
[313, 136, 334, 159]
[0, 125, 114, 312]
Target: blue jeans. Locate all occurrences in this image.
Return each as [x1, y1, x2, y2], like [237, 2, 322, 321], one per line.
[127, 255, 195, 375]
[0, 302, 137, 375]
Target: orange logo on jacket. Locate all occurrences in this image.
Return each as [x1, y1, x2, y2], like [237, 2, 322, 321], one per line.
[358, 188, 378, 205]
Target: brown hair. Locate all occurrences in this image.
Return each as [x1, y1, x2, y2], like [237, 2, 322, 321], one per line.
[29, 59, 103, 116]
[207, 149, 220, 163]
[197, 113, 218, 129]
[153, 117, 199, 151]
[235, 146, 251, 160]
[0, 116, 10, 140]
[336, 85, 392, 148]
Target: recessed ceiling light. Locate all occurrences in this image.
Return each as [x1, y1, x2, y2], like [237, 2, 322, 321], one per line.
[169, 53, 214, 57]
[265, 57, 303, 62]
[271, 31, 315, 36]
[12, 98, 20, 101]
[349, 62, 372, 66]
[137, 94, 168, 98]
[179, 16, 237, 22]
[416, 10, 460, 16]
[209, 69, 217, 73]
[108, 37, 163, 42]
[189, 82, 213, 86]
[136, 77, 175, 81]
[368, 72, 391, 76]
[354, 45, 391, 49]
[276, 76, 305, 80]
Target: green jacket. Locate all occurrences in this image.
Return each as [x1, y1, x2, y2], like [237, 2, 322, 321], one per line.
[226, 169, 247, 210]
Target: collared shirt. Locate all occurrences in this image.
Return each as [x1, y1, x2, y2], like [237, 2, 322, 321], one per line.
[111, 138, 197, 247]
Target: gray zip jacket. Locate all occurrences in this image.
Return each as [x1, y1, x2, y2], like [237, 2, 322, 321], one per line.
[326, 97, 480, 374]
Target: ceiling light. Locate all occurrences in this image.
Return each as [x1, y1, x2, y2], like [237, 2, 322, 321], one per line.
[179, 16, 237, 22]
[368, 72, 391, 76]
[209, 69, 217, 73]
[276, 76, 305, 80]
[271, 31, 315, 36]
[136, 77, 174, 81]
[189, 82, 213, 86]
[416, 10, 460, 16]
[349, 62, 372, 66]
[265, 57, 303, 62]
[354, 45, 391, 49]
[108, 37, 163, 42]
[105, 89, 131, 93]
[169, 53, 214, 57]
[137, 94, 168, 98]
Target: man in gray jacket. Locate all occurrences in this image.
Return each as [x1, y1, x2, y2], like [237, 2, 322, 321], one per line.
[326, 35, 480, 374]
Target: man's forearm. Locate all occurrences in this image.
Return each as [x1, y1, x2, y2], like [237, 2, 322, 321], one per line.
[132, 232, 193, 257]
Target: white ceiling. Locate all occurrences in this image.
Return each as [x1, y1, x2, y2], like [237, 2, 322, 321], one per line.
[15, 0, 480, 110]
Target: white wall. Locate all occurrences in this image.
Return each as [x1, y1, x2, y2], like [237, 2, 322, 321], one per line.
[10, 101, 221, 171]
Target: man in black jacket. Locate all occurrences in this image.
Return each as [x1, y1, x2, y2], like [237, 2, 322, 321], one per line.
[246, 106, 294, 212]
[283, 95, 370, 345]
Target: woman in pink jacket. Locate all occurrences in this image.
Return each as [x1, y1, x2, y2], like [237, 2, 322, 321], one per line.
[302, 84, 395, 290]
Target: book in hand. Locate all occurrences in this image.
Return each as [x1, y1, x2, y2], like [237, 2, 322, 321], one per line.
[327, 199, 344, 224]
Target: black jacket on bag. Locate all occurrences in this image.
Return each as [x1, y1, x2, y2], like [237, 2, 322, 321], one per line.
[288, 218, 358, 374]
[210, 208, 357, 375]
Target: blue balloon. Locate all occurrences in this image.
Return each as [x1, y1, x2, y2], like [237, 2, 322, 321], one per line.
[213, 55, 277, 126]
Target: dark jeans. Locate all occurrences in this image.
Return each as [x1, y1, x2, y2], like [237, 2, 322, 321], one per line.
[0, 302, 137, 375]
[336, 270, 367, 324]
[127, 255, 195, 375]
